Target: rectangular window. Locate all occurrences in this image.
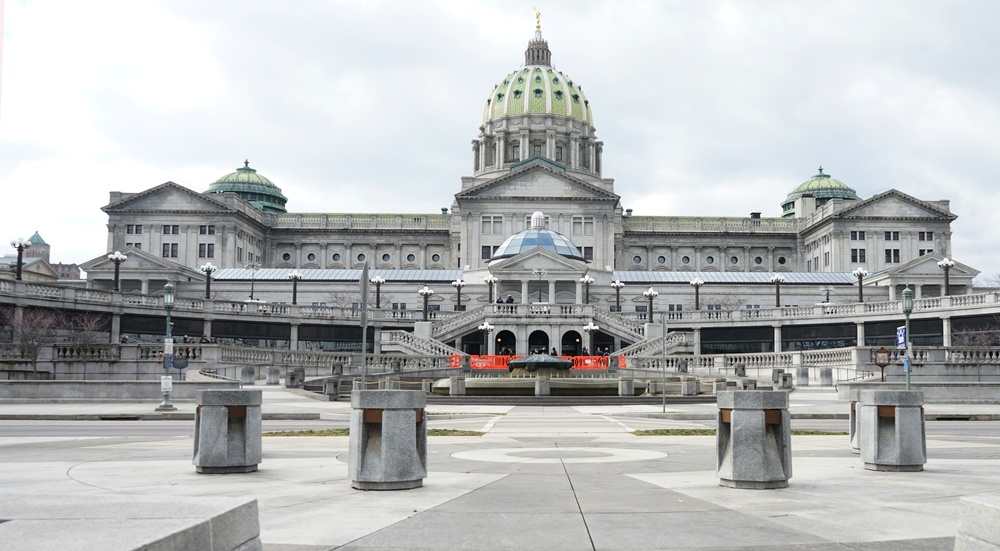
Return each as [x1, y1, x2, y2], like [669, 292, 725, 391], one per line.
[199, 225, 216, 235]
[851, 248, 866, 263]
[555, 147, 563, 161]
[583, 246, 593, 261]
[806, 259, 812, 272]
[919, 248, 934, 256]
[572, 216, 594, 236]
[126, 225, 134, 234]
[823, 252, 830, 266]
[918, 231, 933, 241]
[525, 215, 550, 228]
[884, 231, 899, 241]
[511, 145, 519, 162]
[850, 230, 866, 240]
[199, 243, 215, 258]
[481, 215, 503, 234]
[533, 144, 542, 157]
[163, 225, 180, 235]
[482, 246, 492, 260]
[885, 248, 900, 263]
[162, 243, 178, 258]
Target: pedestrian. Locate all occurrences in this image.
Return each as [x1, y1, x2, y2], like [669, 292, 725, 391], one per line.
[505, 294, 514, 304]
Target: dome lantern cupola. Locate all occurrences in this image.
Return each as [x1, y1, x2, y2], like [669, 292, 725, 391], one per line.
[205, 160, 288, 214]
[781, 166, 860, 218]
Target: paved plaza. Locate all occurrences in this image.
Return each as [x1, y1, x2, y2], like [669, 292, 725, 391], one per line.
[0, 387, 998, 550]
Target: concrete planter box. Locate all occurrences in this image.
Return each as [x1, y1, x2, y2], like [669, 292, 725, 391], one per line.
[858, 389, 926, 472]
[193, 389, 263, 474]
[349, 390, 427, 490]
[717, 390, 792, 489]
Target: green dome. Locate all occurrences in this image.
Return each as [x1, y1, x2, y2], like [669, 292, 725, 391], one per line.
[482, 31, 593, 127]
[781, 167, 860, 216]
[205, 161, 288, 213]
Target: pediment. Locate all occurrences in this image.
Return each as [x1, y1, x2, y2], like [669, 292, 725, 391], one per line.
[79, 247, 203, 277]
[23, 258, 60, 280]
[885, 253, 978, 278]
[488, 247, 588, 275]
[104, 182, 231, 214]
[837, 190, 956, 221]
[457, 165, 618, 202]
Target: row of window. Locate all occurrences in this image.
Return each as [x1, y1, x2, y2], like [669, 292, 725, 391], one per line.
[126, 224, 216, 235]
[480, 215, 594, 235]
[159, 243, 215, 258]
[278, 252, 444, 264]
[849, 230, 934, 241]
[632, 254, 787, 266]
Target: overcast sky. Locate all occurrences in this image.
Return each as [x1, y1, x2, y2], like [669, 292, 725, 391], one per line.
[2, 1, 999, 282]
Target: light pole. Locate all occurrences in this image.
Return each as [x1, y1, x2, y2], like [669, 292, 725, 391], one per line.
[690, 278, 704, 310]
[583, 321, 599, 355]
[820, 286, 834, 303]
[643, 287, 658, 319]
[580, 275, 595, 304]
[108, 251, 127, 291]
[937, 258, 955, 296]
[484, 274, 498, 304]
[532, 268, 548, 302]
[771, 274, 784, 308]
[288, 270, 302, 305]
[452, 279, 466, 310]
[245, 262, 260, 300]
[156, 281, 177, 412]
[370, 275, 385, 308]
[478, 321, 494, 355]
[418, 286, 434, 321]
[10, 238, 30, 281]
[902, 285, 914, 390]
[853, 267, 868, 303]
[200, 262, 216, 299]
[660, 311, 668, 413]
[611, 280, 625, 312]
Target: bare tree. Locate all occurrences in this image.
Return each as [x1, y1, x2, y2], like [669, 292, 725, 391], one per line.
[64, 310, 111, 345]
[952, 316, 1000, 347]
[0, 307, 61, 372]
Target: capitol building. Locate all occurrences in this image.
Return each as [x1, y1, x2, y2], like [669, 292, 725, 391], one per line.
[71, 23, 981, 357]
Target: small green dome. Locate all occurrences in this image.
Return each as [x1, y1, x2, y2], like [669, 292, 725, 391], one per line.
[482, 31, 593, 127]
[205, 161, 288, 213]
[781, 167, 860, 216]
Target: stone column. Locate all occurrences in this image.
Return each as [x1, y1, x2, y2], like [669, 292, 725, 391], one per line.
[534, 375, 550, 396]
[548, 280, 556, 303]
[349, 390, 427, 490]
[773, 325, 782, 353]
[942, 317, 952, 347]
[856, 322, 865, 347]
[289, 324, 299, 350]
[858, 390, 926, 471]
[716, 391, 792, 489]
[193, 389, 262, 474]
[521, 280, 529, 303]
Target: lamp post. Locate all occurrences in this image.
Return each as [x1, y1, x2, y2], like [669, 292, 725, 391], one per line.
[853, 267, 868, 303]
[156, 281, 177, 412]
[580, 275, 595, 304]
[643, 287, 658, 319]
[288, 270, 302, 305]
[583, 321, 599, 355]
[820, 286, 834, 303]
[452, 279, 466, 310]
[532, 268, 548, 302]
[611, 280, 625, 312]
[245, 262, 260, 300]
[770, 274, 784, 308]
[937, 258, 955, 296]
[690, 278, 704, 310]
[483, 274, 498, 304]
[478, 321, 494, 355]
[200, 262, 216, 299]
[418, 286, 434, 321]
[369, 275, 385, 308]
[902, 285, 914, 390]
[10, 237, 30, 281]
[108, 251, 127, 291]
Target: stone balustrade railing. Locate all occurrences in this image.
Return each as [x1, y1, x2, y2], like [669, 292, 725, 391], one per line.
[381, 330, 462, 356]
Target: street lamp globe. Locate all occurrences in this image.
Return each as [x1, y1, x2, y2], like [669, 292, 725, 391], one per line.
[689, 278, 704, 310]
[643, 287, 659, 318]
[853, 267, 868, 303]
[200, 262, 216, 299]
[770, 274, 784, 308]
[483, 275, 499, 304]
[452, 279, 466, 310]
[937, 258, 956, 296]
[418, 286, 435, 321]
[108, 251, 128, 292]
[369, 275, 386, 308]
[583, 321, 600, 354]
[580, 274, 595, 304]
[610, 280, 625, 312]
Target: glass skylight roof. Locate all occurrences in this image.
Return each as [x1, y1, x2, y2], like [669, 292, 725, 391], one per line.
[491, 229, 585, 261]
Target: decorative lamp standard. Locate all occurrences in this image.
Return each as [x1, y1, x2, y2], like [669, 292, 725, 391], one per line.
[452, 279, 466, 310]
[369, 275, 385, 308]
[10, 237, 30, 281]
[108, 251, 128, 291]
[580, 275, 595, 304]
[642, 287, 659, 319]
[770, 274, 785, 308]
[418, 286, 435, 321]
[820, 286, 834, 303]
[902, 285, 914, 390]
[200, 262, 216, 299]
[937, 258, 955, 296]
[531, 268, 548, 302]
[245, 262, 260, 300]
[583, 321, 599, 355]
[483, 275, 498, 304]
[478, 322, 494, 355]
[156, 282, 177, 412]
[853, 267, 868, 303]
[287, 270, 303, 305]
[611, 280, 625, 312]
[690, 278, 704, 310]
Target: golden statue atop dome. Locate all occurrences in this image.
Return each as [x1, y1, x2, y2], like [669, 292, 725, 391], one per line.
[534, 8, 541, 30]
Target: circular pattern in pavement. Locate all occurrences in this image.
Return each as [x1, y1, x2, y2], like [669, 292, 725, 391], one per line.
[452, 447, 667, 464]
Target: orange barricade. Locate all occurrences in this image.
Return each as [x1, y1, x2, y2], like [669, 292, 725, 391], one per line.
[448, 354, 461, 368]
[617, 355, 627, 369]
[571, 356, 610, 370]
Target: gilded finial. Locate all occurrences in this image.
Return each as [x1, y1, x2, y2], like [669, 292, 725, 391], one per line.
[534, 7, 541, 30]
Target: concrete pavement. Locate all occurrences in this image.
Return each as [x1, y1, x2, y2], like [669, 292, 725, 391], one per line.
[0, 386, 998, 550]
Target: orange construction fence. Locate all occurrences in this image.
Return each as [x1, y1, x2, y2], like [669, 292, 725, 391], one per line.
[447, 355, 625, 370]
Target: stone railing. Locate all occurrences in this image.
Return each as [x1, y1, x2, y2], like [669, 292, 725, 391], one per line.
[381, 330, 462, 356]
[25, 284, 63, 299]
[220, 347, 274, 364]
[73, 289, 113, 303]
[54, 344, 122, 361]
[275, 350, 352, 367]
[944, 347, 1000, 364]
[594, 308, 646, 339]
[617, 331, 688, 357]
[122, 293, 159, 307]
[272, 213, 450, 230]
[432, 306, 486, 338]
[623, 215, 798, 233]
[801, 348, 855, 366]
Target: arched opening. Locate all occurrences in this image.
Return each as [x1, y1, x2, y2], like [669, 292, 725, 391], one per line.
[495, 330, 517, 355]
[561, 330, 582, 356]
[462, 330, 485, 355]
[527, 330, 550, 355]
